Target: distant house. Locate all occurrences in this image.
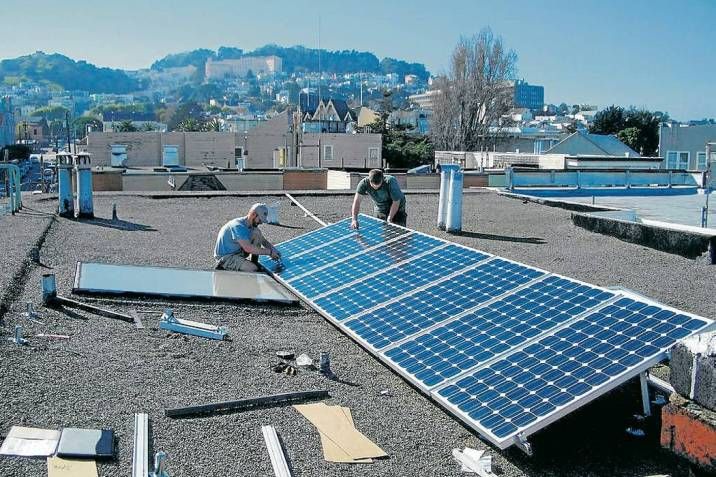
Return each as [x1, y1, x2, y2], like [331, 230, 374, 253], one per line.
[299, 93, 356, 133]
[659, 123, 716, 171]
[356, 107, 379, 128]
[545, 131, 641, 157]
[388, 109, 431, 134]
[15, 116, 48, 146]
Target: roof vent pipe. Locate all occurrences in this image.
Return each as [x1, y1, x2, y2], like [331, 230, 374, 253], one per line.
[437, 164, 459, 230]
[446, 168, 464, 234]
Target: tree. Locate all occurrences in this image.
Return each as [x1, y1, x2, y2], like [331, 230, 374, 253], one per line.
[73, 116, 102, 137]
[176, 118, 203, 132]
[429, 28, 517, 152]
[115, 120, 138, 132]
[31, 105, 69, 121]
[590, 105, 625, 134]
[203, 118, 222, 132]
[557, 103, 569, 115]
[590, 106, 666, 156]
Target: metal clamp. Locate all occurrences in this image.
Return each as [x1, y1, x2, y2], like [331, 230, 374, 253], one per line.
[513, 432, 533, 456]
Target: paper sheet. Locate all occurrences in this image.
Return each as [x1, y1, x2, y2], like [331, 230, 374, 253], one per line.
[47, 456, 98, 477]
[0, 426, 60, 457]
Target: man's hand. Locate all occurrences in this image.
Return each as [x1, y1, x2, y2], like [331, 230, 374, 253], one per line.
[386, 216, 394, 224]
[269, 246, 281, 260]
[351, 218, 359, 230]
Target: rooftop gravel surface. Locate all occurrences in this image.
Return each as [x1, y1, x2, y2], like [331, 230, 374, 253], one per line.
[1, 190, 713, 477]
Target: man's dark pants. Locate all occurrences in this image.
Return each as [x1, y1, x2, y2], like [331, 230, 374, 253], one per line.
[376, 210, 407, 227]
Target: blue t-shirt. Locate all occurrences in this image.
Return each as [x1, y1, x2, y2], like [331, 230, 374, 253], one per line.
[214, 217, 252, 259]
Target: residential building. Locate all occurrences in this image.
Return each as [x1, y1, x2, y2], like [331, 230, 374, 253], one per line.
[356, 107, 379, 128]
[0, 96, 15, 148]
[298, 94, 355, 133]
[205, 56, 282, 80]
[659, 123, 716, 171]
[408, 90, 440, 110]
[87, 112, 381, 171]
[15, 116, 48, 146]
[511, 80, 544, 110]
[545, 131, 641, 157]
[388, 109, 431, 134]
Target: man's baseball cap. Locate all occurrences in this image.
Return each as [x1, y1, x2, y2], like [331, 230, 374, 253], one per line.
[250, 203, 269, 222]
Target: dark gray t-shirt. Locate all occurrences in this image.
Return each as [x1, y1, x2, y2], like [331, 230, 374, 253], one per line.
[356, 175, 406, 215]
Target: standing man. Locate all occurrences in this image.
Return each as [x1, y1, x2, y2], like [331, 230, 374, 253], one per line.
[214, 203, 281, 272]
[351, 169, 407, 229]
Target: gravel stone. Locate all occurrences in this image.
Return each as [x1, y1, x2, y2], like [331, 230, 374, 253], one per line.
[1, 190, 712, 477]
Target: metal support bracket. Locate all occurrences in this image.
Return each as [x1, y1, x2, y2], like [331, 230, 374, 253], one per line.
[159, 308, 228, 341]
[150, 451, 170, 477]
[132, 413, 149, 477]
[513, 432, 533, 456]
[639, 372, 652, 417]
[8, 325, 28, 346]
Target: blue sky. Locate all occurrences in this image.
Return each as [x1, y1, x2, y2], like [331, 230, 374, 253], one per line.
[2, 0, 714, 120]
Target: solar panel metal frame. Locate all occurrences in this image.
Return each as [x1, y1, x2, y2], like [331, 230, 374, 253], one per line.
[431, 290, 714, 449]
[262, 214, 714, 450]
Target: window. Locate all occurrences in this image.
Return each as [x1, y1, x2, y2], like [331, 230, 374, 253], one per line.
[369, 147, 379, 160]
[666, 151, 689, 170]
[696, 152, 707, 171]
[323, 145, 334, 161]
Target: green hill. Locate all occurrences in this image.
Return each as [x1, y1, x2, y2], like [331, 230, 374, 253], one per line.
[151, 44, 430, 80]
[0, 51, 140, 93]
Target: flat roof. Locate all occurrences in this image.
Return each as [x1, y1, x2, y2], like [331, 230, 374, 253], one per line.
[1, 191, 713, 476]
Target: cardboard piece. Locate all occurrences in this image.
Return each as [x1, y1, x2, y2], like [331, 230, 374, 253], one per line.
[319, 407, 372, 464]
[56, 428, 114, 458]
[294, 403, 387, 462]
[47, 456, 98, 477]
[0, 426, 60, 457]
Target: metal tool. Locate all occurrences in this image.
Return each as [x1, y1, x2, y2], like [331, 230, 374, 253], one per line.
[8, 325, 28, 346]
[159, 308, 228, 341]
[150, 451, 170, 477]
[22, 302, 43, 324]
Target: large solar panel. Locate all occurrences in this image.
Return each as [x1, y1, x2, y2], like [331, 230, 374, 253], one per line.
[263, 214, 714, 450]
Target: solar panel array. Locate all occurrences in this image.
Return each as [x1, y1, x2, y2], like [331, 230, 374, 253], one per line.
[260, 214, 713, 450]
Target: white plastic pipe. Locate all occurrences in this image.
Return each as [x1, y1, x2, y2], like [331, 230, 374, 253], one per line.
[75, 155, 94, 218]
[437, 164, 459, 230]
[446, 169, 463, 234]
[57, 156, 74, 218]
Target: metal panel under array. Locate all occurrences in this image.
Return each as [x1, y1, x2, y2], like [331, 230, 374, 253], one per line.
[74, 262, 296, 303]
[260, 214, 713, 449]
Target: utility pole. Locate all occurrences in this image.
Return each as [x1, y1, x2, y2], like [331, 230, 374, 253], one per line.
[65, 111, 71, 154]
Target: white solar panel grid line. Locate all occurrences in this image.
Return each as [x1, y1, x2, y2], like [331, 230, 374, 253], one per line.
[381, 275, 618, 391]
[311, 243, 491, 321]
[342, 256, 501, 325]
[431, 294, 714, 450]
[342, 250, 555, 326]
[305, 241, 454, 301]
[262, 215, 408, 274]
[429, 293, 624, 395]
[271, 217, 354, 256]
[375, 266, 551, 354]
[284, 230, 422, 284]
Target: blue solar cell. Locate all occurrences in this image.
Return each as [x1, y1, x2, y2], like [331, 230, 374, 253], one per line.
[344, 259, 544, 350]
[272, 218, 353, 257]
[288, 233, 445, 298]
[437, 296, 711, 442]
[314, 244, 489, 320]
[385, 276, 615, 388]
[261, 216, 410, 273]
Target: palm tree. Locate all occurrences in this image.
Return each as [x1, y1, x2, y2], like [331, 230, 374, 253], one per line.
[176, 118, 202, 132]
[115, 120, 138, 132]
[203, 118, 222, 132]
